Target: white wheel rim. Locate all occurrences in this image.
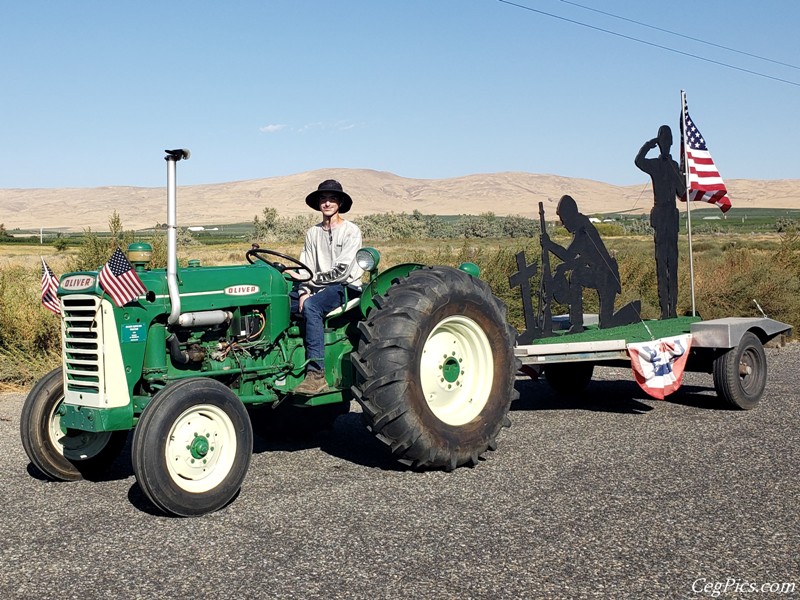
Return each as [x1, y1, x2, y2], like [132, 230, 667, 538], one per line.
[165, 404, 237, 493]
[47, 401, 113, 461]
[420, 315, 494, 426]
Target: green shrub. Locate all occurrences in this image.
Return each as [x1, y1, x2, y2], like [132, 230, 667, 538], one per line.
[0, 265, 61, 388]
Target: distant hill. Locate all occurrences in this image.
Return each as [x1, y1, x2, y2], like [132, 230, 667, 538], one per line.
[1, 168, 798, 232]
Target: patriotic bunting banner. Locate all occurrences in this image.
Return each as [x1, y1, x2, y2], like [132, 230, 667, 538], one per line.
[98, 247, 147, 307]
[681, 97, 732, 213]
[627, 334, 692, 400]
[40, 257, 61, 316]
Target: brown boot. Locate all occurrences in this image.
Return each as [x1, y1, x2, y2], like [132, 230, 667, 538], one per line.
[294, 370, 329, 395]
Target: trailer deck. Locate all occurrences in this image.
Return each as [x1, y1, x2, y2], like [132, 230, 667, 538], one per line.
[515, 316, 790, 366]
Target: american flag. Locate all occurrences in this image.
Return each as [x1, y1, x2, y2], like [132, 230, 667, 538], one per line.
[40, 257, 61, 316]
[681, 99, 732, 213]
[98, 247, 146, 307]
[627, 334, 692, 400]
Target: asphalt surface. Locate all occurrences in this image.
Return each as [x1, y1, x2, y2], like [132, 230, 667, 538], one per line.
[1, 344, 798, 600]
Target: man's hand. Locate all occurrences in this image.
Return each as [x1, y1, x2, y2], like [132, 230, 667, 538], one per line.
[287, 269, 309, 281]
[298, 292, 308, 313]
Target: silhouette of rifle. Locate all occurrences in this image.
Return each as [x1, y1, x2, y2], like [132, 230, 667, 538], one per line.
[537, 201, 553, 337]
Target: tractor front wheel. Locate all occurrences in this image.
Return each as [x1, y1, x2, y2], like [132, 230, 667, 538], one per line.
[20, 367, 128, 481]
[352, 266, 518, 470]
[132, 378, 253, 517]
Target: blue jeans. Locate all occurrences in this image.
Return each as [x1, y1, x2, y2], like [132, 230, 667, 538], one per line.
[290, 284, 351, 372]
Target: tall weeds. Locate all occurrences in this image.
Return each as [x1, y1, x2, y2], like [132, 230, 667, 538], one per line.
[1, 233, 797, 389]
[0, 264, 61, 388]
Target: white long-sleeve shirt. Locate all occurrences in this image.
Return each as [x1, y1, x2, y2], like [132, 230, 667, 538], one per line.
[299, 220, 364, 294]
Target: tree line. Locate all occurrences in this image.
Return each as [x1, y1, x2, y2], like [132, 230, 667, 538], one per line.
[251, 207, 663, 242]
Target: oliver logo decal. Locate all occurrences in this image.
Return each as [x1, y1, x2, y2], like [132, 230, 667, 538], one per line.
[61, 275, 96, 291]
[225, 285, 260, 296]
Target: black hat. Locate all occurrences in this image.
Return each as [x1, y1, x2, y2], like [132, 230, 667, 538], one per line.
[305, 179, 353, 213]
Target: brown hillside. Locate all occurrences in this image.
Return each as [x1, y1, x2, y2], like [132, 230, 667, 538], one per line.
[1, 168, 798, 232]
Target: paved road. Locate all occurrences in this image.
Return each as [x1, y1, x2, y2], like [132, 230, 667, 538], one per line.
[1, 345, 798, 600]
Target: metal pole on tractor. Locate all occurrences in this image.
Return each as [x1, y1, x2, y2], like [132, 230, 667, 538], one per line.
[164, 149, 190, 326]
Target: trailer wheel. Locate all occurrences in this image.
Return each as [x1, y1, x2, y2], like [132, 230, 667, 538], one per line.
[132, 378, 253, 517]
[352, 266, 518, 470]
[545, 362, 594, 395]
[712, 331, 767, 410]
[20, 367, 128, 481]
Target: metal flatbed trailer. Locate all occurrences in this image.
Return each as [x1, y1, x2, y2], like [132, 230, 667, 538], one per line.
[515, 316, 792, 409]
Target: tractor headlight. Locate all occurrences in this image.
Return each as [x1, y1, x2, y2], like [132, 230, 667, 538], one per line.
[127, 242, 153, 268]
[356, 247, 380, 272]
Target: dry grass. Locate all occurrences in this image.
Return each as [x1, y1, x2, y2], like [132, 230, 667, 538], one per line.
[1, 232, 797, 388]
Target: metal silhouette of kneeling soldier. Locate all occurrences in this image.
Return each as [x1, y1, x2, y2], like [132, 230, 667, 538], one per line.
[540, 195, 639, 333]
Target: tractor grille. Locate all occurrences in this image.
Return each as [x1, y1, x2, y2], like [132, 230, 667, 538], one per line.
[61, 294, 104, 400]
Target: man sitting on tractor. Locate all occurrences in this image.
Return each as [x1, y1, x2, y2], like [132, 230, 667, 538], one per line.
[290, 179, 364, 394]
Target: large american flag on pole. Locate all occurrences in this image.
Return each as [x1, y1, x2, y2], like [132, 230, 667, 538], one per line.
[40, 257, 61, 316]
[680, 98, 732, 213]
[98, 247, 147, 307]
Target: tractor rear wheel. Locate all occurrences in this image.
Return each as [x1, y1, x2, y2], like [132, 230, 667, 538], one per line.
[132, 378, 253, 517]
[352, 266, 518, 470]
[20, 367, 128, 481]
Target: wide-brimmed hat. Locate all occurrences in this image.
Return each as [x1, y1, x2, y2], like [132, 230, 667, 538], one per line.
[305, 179, 353, 213]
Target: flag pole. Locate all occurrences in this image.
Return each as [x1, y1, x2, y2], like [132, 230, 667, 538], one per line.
[681, 89, 696, 317]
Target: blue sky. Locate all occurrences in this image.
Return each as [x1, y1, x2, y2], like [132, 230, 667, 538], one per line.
[1, 1, 797, 189]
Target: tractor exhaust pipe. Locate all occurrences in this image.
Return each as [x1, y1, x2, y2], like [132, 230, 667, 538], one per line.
[165, 149, 190, 326]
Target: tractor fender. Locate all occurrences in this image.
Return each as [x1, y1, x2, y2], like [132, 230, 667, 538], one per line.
[359, 263, 424, 318]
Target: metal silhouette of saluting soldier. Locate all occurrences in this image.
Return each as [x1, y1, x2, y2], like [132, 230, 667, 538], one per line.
[635, 125, 687, 320]
[540, 195, 640, 333]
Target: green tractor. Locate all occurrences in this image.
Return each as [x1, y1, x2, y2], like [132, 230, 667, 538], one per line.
[20, 150, 519, 516]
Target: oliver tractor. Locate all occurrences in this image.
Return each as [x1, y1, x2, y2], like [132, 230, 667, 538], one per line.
[20, 150, 519, 516]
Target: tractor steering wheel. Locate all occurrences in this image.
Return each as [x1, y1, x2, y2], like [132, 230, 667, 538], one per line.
[246, 248, 314, 282]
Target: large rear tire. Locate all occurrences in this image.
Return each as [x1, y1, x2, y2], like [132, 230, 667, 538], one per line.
[712, 331, 767, 410]
[352, 266, 518, 470]
[20, 367, 128, 481]
[132, 378, 253, 517]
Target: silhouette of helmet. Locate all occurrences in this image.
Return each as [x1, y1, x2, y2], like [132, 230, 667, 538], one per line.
[556, 195, 579, 227]
[657, 125, 673, 155]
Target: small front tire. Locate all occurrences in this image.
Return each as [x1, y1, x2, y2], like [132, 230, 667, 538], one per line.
[20, 367, 128, 481]
[132, 378, 253, 517]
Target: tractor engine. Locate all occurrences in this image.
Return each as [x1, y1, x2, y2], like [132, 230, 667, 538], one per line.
[56, 248, 305, 433]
